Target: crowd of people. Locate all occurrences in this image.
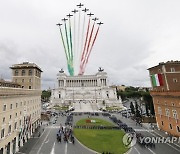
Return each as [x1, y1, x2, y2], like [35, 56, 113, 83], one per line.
[56, 124, 75, 144]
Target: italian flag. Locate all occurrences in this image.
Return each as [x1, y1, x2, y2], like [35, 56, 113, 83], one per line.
[151, 74, 163, 87]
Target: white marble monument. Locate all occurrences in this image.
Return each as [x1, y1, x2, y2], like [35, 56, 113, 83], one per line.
[51, 68, 123, 110]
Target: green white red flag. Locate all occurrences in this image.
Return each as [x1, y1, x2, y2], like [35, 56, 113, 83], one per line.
[151, 74, 163, 87]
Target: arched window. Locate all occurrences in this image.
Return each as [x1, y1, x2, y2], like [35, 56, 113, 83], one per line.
[28, 70, 32, 76]
[15, 70, 18, 76]
[22, 70, 25, 76]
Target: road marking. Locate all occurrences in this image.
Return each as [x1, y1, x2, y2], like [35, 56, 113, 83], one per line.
[147, 130, 180, 152]
[153, 131, 180, 149]
[65, 142, 67, 154]
[125, 148, 132, 154]
[39, 129, 46, 138]
[45, 139, 49, 144]
[48, 126, 60, 129]
[134, 147, 140, 154]
[134, 129, 153, 132]
[145, 146, 156, 154]
[50, 142, 55, 154]
[37, 128, 52, 154]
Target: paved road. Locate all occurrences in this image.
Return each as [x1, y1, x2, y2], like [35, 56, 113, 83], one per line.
[16, 113, 180, 154]
[16, 116, 96, 154]
[115, 114, 180, 154]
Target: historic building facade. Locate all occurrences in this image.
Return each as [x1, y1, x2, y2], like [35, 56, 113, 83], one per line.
[51, 68, 122, 108]
[0, 62, 42, 154]
[148, 61, 180, 136]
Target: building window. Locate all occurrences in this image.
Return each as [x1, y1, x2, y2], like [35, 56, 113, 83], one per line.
[29, 86, 31, 89]
[173, 78, 178, 83]
[28, 70, 33, 76]
[16, 103, 18, 108]
[22, 70, 25, 76]
[161, 121, 164, 125]
[14, 122, 17, 130]
[19, 120, 21, 126]
[3, 117, 5, 123]
[20, 111, 22, 115]
[158, 106, 162, 115]
[169, 124, 173, 130]
[10, 104, 13, 109]
[14, 70, 18, 76]
[3, 105, 6, 111]
[22, 79, 24, 83]
[8, 125, 11, 134]
[10, 115, 12, 119]
[165, 108, 170, 117]
[158, 69, 161, 73]
[1, 129, 5, 138]
[170, 68, 175, 72]
[29, 79, 32, 83]
[172, 110, 178, 119]
[16, 113, 17, 117]
[177, 126, 180, 132]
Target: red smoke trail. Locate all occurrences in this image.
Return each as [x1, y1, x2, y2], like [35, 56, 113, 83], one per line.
[81, 26, 100, 74]
[81, 18, 91, 61]
[79, 21, 95, 74]
[79, 18, 91, 75]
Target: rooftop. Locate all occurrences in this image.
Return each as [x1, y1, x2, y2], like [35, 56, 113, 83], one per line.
[147, 60, 180, 70]
[10, 62, 43, 72]
[0, 79, 21, 88]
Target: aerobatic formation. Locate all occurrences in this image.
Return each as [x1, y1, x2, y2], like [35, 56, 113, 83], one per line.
[56, 3, 103, 76]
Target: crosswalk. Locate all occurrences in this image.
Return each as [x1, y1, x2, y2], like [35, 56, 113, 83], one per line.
[48, 125, 61, 129]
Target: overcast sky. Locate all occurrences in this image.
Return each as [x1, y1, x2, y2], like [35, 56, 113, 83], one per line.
[0, 0, 180, 89]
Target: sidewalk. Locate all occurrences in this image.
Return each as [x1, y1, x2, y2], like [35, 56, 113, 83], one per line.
[15, 121, 48, 154]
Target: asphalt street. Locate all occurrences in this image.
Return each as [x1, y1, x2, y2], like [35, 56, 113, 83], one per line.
[16, 113, 180, 154]
[115, 114, 180, 154]
[16, 115, 96, 154]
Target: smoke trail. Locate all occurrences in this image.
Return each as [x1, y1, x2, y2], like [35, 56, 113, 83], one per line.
[58, 25, 69, 61]
[73, 12, 77, 74]
[68, 18, 73, 61]
[80, 20, 95, 74]
[79, 18, 91, 75]
[82, 26, 100, 74]
[64, 21, 71, 61]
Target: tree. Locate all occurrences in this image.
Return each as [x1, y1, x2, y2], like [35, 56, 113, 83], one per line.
[135, 101, 141, 118]
[150, 101, 155, 116]
[145, 102, 149, 116]
[41, 90, 51, 101]
[130, 102, 135, 114]
[142, 92, 155, 116]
